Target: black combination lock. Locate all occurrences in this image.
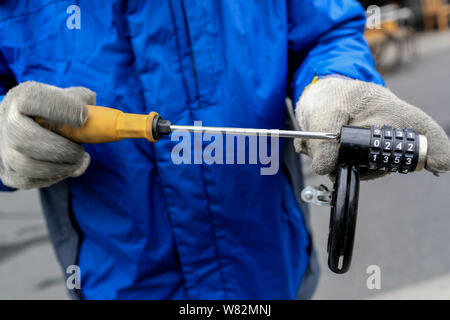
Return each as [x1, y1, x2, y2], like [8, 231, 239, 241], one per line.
[302, 125, 427, 274]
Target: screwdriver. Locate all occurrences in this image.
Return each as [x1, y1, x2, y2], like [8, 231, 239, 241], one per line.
[36, 105, 428, 172]
[36, 105, 338, 143]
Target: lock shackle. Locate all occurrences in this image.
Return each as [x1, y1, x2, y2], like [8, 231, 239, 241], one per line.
[327, 163, 360, 274]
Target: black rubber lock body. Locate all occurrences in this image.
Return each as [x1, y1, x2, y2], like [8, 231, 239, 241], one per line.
[328, 125, 420, 273]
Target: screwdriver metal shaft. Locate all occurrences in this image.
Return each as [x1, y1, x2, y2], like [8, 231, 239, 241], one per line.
[169, 125, 338, 140]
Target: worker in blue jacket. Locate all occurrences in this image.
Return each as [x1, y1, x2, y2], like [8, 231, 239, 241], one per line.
[0, 1, 448, 299]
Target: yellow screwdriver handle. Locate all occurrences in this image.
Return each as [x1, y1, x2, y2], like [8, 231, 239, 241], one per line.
[36, 105, 159, 143]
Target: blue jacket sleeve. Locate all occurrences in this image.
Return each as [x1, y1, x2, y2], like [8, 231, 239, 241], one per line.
[0, 52, 17, 192]
[288, 0, 384, 102]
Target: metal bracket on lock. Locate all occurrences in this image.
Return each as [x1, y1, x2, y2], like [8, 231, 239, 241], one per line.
[301, 185, 332, 206]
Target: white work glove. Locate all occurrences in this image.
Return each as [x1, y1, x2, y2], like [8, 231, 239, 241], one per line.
[294, 78, 450, 180]
[0, 81, 93, 189]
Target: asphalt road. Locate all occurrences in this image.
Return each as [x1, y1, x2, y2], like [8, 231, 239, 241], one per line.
[0, 31, 449, 300]
[0, 190, 66, 299]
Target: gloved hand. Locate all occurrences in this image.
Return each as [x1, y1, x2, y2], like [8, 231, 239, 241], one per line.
[294, 78, 450, 180]
[0, 81, 94, 189]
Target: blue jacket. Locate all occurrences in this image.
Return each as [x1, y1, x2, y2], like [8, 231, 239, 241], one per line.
[0, 1, 383, 299]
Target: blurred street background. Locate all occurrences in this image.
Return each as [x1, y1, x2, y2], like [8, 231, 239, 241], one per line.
[1, 0, 450, 299]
